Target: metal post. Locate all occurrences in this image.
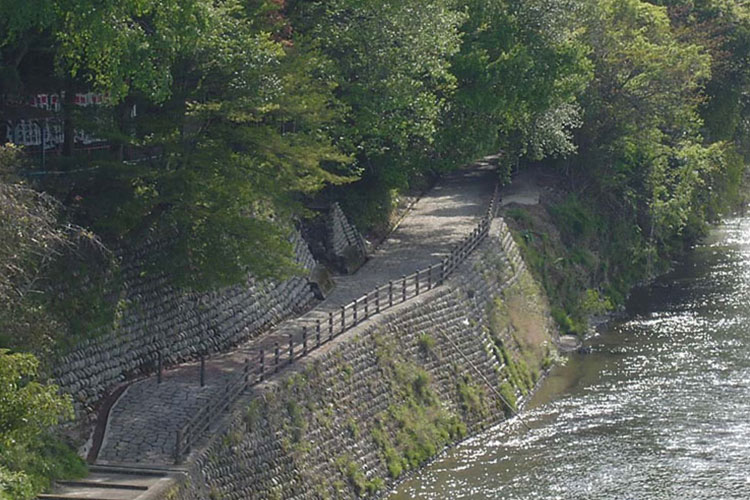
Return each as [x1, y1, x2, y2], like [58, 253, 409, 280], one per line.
[175, 429, 182, 464]
[200, 355, 205, 387]
[274, 343, 280, 373]
[353, 299, 358, 325]
[41, 120, 46, 170]
[389, 281, 394, 307]
[316, 320, 322, 347]
[288, 334, 294, 364]
[303, 326, 308, 355]
[329, 312, 334, 340]
[415, 270, 420, 296]
[364, 294, 369, 319]
[259, 349, 265, 382]
[402, 275, 406, 302]
[375, 288, 380, 313]
[157, 350, 162, 384]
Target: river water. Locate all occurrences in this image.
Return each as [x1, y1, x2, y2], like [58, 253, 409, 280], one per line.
[390, 217, 750, 499]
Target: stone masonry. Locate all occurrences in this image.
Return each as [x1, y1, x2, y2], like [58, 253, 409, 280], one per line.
[330, 202, 367, 260]
[54, 231, 319, 415]
[164, 217, 556, 499]
[95, 162, 498, 467]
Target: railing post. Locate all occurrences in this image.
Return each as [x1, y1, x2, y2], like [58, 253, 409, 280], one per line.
[415, 270, 420, 296]
[302, 326, 308, 355]
[341, 305, 346, 331]
[375, 288, 380, 313]
[259, 349, 265, 382]
[274, 342, 280, 373]
[200, 355, 205, 387]
[428, 265, 433, 289]
[364, 294, 369, 319]
[157, 350, 162, 384]
[175, 429, 182, 464]
[353, 299, 358, 325]
[288, 334, 294, 364]
[329, 312, 334, 340]
[402, 275, 406, 302]
[316, 320, 322, 347]
[389, 281, 393, 307]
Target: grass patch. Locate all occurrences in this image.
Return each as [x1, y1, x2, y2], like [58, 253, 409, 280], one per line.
[457, 377, 488, 419]
[417, 334, 436, 355]
[370, 335, 467, 479]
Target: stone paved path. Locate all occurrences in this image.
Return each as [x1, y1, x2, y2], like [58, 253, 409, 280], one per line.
[97, 159, 498, 466]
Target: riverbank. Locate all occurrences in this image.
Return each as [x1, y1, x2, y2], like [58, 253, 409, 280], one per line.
[159, 214, 557, 499]
[390, 216, 750, 498]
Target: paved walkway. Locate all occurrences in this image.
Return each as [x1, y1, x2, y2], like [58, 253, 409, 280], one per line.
[97, 159, 497, 466]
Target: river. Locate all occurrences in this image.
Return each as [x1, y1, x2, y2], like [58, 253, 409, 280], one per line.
[390, 217, 750, 499]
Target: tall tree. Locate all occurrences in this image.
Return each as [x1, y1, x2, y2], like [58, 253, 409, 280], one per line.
[2, 0, 352, 289]
[288, 0, 465, 189]
[577, 0, 722, 268]
[437, 0, 591, 175]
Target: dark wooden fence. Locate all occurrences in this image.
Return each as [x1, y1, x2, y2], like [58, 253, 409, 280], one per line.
[174, 184, 501, 463]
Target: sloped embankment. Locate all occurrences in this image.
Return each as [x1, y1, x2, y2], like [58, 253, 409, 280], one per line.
[165, 218, 556, 499]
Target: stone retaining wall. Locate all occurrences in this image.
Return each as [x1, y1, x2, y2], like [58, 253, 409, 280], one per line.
[330, 202, 367, 273]
[166, 218, 556, 499]
[54, 232, 319, 415]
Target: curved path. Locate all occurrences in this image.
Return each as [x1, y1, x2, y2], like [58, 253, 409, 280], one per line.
[96, 159, 498, 466]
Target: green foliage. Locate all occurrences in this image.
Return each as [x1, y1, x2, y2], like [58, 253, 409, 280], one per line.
[371, 336, 466, 479]
[457, 377, 488, 418]
[289, 0, 465, 186]
[551, 307, 577, 336]
[335, 457, 367, 497]
[0, 146, 70, 352]
[498, 382, 518, 417]
[418, 334, 436, 355]
[244, 399, 263, 432]
[495, 343, 534, 396]
[3, 0, 747, 291]
[334, 455, 384, 497]
[286, 400, 306, 443]
[0, 350, 85, 499]
[437, 0, 592, 173]
[346, 418, 360, 440]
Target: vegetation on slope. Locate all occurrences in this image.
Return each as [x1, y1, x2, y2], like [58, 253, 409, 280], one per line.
[1, 0, 749, 495]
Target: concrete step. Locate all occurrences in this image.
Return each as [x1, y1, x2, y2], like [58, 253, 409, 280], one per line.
[39, 467, 175, 500]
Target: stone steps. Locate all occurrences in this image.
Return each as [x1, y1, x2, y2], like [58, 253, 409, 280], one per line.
[38, 466, 175, 500]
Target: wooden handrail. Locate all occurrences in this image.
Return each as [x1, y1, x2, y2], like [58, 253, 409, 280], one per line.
[174, 183, 502, 463]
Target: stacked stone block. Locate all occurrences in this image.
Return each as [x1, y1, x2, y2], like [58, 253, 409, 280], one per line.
[167, 219, 554, 500]
[54, 231, 319, 414]
[330, 202, 367, 273]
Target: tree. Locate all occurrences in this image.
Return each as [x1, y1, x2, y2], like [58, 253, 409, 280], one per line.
[576, 0, 720, 264]
[2, 1, 353, 289]
[0, 349, 82, 500]
[0, 144, 72, 351]
[435, 0, 591, 175]
[288, 0, 465, 188]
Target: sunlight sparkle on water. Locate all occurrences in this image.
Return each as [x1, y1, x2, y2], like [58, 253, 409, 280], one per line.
[390, 217, 750, 500]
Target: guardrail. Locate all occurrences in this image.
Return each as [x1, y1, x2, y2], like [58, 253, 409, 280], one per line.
[174, 183, 501, 463]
